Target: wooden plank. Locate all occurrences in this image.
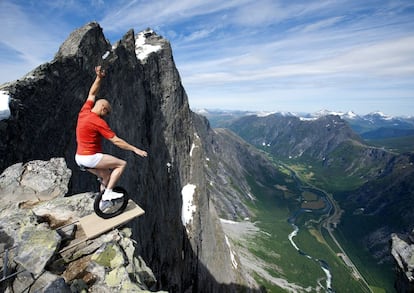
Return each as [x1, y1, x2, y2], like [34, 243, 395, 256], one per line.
[79, 200, 145, 239]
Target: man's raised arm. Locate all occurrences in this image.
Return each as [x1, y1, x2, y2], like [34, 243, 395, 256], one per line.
[87, 66, 106, 102]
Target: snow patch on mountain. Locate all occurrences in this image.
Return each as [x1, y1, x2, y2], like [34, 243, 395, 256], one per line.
[135, 29, 162, 61]
[0, 90, 10, 121]
[181, 184, 197, 232]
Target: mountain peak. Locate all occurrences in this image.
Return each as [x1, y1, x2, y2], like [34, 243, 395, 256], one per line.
[309, 110, 360, 120]
[0, 22, 255, 292]
[344, 111, 358, 119]
[135, 28, 167, 63]
[366, 111, 393, 120]
[56, 22, 108, 60]
[314, 109, 341, 116]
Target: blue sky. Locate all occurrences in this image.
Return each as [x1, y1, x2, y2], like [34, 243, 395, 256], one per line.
[1, 0, 413, 116]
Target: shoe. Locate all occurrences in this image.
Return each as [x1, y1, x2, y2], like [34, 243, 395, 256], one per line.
[99, 200, 113, 212]
[102, 189, 124, 201]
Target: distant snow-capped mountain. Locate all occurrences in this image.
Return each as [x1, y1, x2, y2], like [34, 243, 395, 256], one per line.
[194, 108, 405, 121]
[194, 108, 414, 138]
[311, 109, 354, 118]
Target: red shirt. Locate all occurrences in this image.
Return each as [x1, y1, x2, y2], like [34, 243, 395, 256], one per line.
[76, 100, 115, 155]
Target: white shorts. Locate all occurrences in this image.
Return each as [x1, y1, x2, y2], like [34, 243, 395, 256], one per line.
[75, 153, 103, 168]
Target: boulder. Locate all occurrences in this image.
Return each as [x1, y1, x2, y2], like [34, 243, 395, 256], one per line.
[14, 225, 61, 276]
[391, 231, 414, 292]
[0, 158, 71, 207]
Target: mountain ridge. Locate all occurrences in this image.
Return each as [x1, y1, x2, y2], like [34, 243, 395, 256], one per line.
[195, 108, 414, 120]
[0, 22, 260, 292]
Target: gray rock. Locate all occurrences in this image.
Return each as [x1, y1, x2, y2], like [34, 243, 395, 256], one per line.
[43, 277, 71, 293]
[0, 154, 176, 293]
[0, 158, 71, 206]
[0, 205, 38, 252]
[33, 192, 95, 226]
[134, 255, 157, 289]
[0, 162, 23, 192]
[20, 158, 71, 200]
[391, 232, 414, 292]
[70, 279, 89, 293]
[14, 225, 61, 276]
[12, 270, 64, 293]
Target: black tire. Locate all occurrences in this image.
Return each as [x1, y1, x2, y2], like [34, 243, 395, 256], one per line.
[93, 186, 129, 219]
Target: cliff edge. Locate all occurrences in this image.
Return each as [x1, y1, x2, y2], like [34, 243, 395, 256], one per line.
[392, 231, 414, 292]
[0, 22, 260, 292]
[0, 158, 165, 292]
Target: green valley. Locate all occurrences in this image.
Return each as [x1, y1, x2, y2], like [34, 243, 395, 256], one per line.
[203, 111, 413, 292]
[229, 159, 377, 292]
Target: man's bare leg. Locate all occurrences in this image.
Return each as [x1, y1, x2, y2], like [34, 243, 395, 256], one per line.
[95, 154, 127, 189]
[87, 168, 111, 192]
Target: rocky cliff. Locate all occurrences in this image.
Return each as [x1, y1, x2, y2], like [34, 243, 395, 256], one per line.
[0, 158, 165, 292]
[0, 22, 260, 292]
[391, 231, 414, 292]
[192, 114, 282, 221]
[346, 152, 414, 268]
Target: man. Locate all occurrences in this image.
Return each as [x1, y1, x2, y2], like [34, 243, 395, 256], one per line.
[75, 65, 147, 201]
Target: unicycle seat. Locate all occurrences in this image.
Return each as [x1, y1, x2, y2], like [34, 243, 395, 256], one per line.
[79, 164, 88, 172]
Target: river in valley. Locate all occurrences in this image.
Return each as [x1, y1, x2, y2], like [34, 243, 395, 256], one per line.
[287, 179, 335, 292]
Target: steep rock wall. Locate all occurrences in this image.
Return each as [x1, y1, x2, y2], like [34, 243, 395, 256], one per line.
[0, 22, 258, 292]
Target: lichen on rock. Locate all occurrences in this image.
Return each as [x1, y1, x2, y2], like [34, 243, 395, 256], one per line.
[0, 158, 162, 292]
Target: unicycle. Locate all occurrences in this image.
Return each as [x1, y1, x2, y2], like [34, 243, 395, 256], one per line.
[79, 165, 129, 219]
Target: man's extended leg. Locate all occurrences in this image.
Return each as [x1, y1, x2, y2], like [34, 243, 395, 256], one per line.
[95, 154, 127, 200]
[87, 168, 111, 192]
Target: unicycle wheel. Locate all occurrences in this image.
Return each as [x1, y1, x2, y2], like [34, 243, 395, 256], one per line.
[93, 186, 129, 219]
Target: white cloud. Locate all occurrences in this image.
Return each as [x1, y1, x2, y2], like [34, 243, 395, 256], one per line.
[300, 16, 345, 33]
[303, 36, 414, 78]
[100, 0, 248, 33]
[0, 0, 413, 115]
[0, 1, 68, 82]
[231, 0, 284, 26]
[180, 34, 414, 87]
[183, 27, 218, 42]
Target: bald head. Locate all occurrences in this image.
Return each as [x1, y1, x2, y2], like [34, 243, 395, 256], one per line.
[92, 99, 112, 117]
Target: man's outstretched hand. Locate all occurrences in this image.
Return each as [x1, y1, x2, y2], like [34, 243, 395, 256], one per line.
[134, 148, 148, 158]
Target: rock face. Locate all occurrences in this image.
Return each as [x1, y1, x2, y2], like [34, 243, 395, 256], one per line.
[0, 23, 259, 291]
[192, 114, 282, 221]
[0, 157, 71, 207]
[391, 231, 414, 292]
[0, 158, 164, 292]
